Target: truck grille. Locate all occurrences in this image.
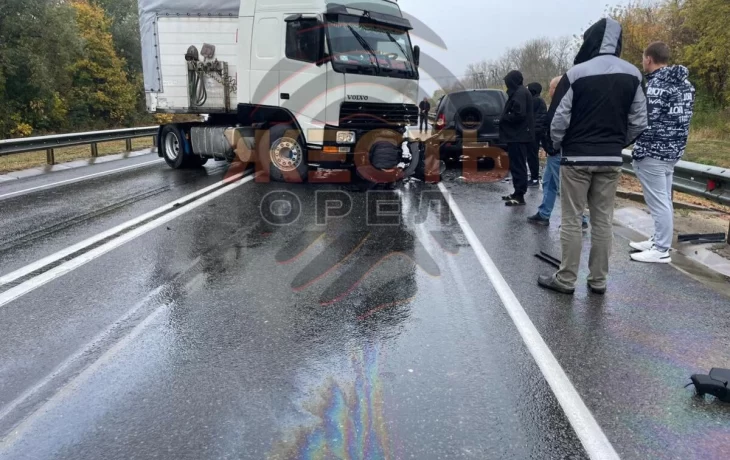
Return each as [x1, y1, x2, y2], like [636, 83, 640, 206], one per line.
[339, 102, 419, 126]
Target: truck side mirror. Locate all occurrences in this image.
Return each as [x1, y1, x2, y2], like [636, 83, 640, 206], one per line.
[413, 45, 420, 67]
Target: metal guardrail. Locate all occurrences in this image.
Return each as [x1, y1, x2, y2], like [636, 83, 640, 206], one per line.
[0, 127, 159, 165]
[1, 126, 728, 209]
[621, 149, 730, 207]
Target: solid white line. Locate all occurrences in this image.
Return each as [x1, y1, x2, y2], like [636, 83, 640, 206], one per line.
[0, 170, 247, 289]
[0, 255, 202, 426]
[437, 183, 620, 460]
[0, 158, 164, 200]
[0, 174, 253, 309]
[0, 302, 170, 449]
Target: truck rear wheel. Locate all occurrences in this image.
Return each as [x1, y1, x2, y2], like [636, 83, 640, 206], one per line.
[161, 124, 207, 169]
[161, 125, 186, 169]
[268, 124, 307, 183]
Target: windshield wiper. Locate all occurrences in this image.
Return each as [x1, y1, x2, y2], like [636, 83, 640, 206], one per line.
[384, 31, 414, 77]
[347, 25, 380, 75]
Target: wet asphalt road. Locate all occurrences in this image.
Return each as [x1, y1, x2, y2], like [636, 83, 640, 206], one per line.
[0, 155, 729, 459]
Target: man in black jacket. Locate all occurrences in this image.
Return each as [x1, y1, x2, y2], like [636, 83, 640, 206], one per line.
[538, 17, 648, 295]
[418, 97, 431, 133]
[499, 70, 535, 206]
[527, 82, 547, 186]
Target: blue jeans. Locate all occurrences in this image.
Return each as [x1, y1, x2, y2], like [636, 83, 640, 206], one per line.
[537, 155, 588, 225]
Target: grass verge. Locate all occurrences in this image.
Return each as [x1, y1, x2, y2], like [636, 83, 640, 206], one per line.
[684, 138, 730, 168]
[0, 138, 154, 175]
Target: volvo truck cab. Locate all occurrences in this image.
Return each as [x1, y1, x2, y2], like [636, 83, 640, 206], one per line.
[138, 0, 423, 183]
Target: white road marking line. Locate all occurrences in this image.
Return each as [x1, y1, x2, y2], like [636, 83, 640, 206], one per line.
[438, 183, 620, 460]
[0, 255, 202, 429]
[0, 302, 171, 449]
[0, 158, 164, 200]
[0, 170, 247, 289]
[0, 174, 253, 309]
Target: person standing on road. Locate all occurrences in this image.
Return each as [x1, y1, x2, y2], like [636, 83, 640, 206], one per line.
[538, 17, 648, 295]
[500, 70, 535, 206]
[527, 82, 546, 187]
[527, 77, 589, 229]
[629, 42, 695, 264]
[419, 97, 431, 134]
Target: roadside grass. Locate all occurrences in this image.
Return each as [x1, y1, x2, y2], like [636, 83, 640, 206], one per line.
[685, 109, 730, 168]
[684, 137, 730, 169]
[0, 138, 154, 174]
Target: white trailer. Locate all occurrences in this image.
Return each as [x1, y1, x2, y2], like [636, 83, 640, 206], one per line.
[138, 0, 423, 183]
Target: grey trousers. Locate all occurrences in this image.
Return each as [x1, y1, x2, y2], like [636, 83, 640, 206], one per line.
[633, 157, 676, 251]
[556, 165, 622, 288]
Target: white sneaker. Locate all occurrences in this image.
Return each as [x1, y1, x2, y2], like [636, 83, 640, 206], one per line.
[631, 246, 671, 264]
[629, 237, 654, 252]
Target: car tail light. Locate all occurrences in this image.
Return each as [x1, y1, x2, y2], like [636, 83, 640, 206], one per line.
[436, 113, 446, 130]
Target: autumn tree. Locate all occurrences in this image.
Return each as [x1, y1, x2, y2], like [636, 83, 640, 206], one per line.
[68, 0, 137, 128]
[682, 0, 730, 108]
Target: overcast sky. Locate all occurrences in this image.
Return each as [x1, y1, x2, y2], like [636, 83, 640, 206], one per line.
[398, 0, 628, 95]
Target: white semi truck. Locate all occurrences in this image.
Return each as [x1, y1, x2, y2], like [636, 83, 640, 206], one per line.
[138, 0, 424, 183]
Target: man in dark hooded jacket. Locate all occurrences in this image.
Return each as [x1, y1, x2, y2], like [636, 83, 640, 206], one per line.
[499, 70, 535, 206]
[538, 17, 648, 295]
[527, 82, 547, 186]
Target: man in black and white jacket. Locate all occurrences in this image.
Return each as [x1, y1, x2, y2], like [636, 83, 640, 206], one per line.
[538, 17, 648, 295]
[629, 42, 695, 264]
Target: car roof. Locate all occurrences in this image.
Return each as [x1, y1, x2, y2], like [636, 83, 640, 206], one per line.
[446, 89, 505, 96]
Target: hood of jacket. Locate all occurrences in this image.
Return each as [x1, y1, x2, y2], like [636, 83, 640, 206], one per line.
[648, 65, 690, 84]
[527, 82, 542, 97]
[574, 17, 623, 65]
[504, 70, 524, 95]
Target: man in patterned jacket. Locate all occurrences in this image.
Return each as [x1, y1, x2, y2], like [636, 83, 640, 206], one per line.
[630, 42, 696, 264]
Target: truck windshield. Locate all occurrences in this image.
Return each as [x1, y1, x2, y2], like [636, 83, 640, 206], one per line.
[326, 15, 416, 79]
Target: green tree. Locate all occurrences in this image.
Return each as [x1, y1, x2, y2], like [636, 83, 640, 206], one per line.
[92, 0, 142, 75]
[0, 0, 81, 137]
[68, 0, 137, 128]
[682, 0, 730, 108]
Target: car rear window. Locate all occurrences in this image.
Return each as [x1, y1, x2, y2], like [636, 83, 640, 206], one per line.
[447, 92, 504, 115]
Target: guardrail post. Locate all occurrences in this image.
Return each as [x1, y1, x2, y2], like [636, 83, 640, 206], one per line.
[91, 142, 99, 158]
[46, 148, 55, 165]
[125, 138, 133, 152]
[153, 135, 158, 147]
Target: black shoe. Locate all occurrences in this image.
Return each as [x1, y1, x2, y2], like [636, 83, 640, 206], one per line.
[527, 213, 550, 226]
[538, 275, 575, 295]
[505, 197, 526, 206]
[528, 179, 540, 187]
[502, 194, 515, 201]
[587, 282, 606, 295]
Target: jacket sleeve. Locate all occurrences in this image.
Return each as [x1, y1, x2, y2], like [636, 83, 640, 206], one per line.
[550, 74, 572, 151]
[535, 98, 547, 136]
[626, 83, 648, 146]
[503, 90, 527, 123]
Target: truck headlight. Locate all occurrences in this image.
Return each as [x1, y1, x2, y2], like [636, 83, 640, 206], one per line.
[336, 131, 356, 144]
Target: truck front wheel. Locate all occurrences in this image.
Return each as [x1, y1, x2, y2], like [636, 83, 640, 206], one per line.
[268, 124, 307, 183]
